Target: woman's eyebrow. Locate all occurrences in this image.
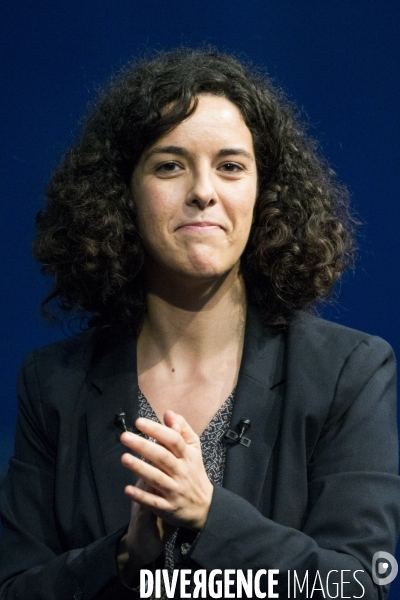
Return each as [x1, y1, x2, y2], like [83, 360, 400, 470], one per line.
[216, 148, 254, 160]
[144, 145, 188, 161]
[143, 145, 254, 161]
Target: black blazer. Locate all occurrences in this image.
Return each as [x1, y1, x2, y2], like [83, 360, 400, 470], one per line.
[0, 308, 399, 599]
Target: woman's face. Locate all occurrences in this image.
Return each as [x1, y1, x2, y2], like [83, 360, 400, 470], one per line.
[131, 94, 258, 282]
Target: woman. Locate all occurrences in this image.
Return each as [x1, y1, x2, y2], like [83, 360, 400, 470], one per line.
[0, 48, 399, 599]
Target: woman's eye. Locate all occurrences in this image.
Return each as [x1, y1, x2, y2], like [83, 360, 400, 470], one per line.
[156, 162, 181, 174]
[219, 162, 243, 173]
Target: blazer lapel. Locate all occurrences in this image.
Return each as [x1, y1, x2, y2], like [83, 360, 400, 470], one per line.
[85, 333, 140, 534]
[223, 306, 286, 511]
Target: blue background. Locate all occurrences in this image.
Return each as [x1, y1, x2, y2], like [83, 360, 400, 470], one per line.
[1, 1, 399, 596]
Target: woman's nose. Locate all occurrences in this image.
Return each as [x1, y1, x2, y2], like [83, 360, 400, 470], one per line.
[185, 169, 217, 209]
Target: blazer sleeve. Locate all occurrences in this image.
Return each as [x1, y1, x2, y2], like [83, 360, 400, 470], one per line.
[0, 353, 135, 600]
[184, 335, 400, 599]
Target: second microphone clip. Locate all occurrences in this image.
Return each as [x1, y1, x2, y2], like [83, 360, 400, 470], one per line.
[222, 418, 252, 447]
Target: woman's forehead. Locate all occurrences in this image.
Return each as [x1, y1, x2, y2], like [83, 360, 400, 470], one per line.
[144, 95, 254, 157]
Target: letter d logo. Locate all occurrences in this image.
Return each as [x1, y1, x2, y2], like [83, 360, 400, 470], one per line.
[372, 551, 398, 586]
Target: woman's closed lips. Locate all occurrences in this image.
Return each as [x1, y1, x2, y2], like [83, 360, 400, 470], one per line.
[177, 221, 224, 231]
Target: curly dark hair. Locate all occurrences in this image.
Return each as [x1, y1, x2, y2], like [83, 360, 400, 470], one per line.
[34, 47, 356, 332]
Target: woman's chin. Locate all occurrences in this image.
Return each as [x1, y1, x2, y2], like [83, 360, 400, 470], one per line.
[175, 259, 240, 282]
[146, 250, 240, 284]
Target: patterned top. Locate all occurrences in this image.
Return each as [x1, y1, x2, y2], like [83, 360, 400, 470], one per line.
[138, 388, 235, 599]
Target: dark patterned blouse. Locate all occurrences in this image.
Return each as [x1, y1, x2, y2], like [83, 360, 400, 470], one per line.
[138, 388, 235, 599]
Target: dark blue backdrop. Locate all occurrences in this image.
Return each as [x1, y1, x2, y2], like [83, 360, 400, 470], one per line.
[1, 1, 399, 596]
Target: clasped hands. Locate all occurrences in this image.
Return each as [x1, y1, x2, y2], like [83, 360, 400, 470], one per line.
[118, 410, 213, 576]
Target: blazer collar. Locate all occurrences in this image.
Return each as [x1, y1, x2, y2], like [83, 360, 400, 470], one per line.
[86, 333, 139, 533]
[222, 305, 286, 508]
[85, 305, 286, 533]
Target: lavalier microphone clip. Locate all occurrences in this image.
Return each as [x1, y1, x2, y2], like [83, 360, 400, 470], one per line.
[222, 418, 252, 447]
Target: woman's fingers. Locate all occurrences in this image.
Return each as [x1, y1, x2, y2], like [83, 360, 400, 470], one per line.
[120, 432, 184, 476]
[163, 410, 200, 446]
[128, 418, 187, 457]
[121, 453, 175, 495]
[120, 415, 200, 459]
[125, 483, 171, 513]
[156, 517, 176, 542]
[121, 432, 178, 472]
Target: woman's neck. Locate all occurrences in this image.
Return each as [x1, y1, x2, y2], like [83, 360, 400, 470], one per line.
[137, 265, 247, 373]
